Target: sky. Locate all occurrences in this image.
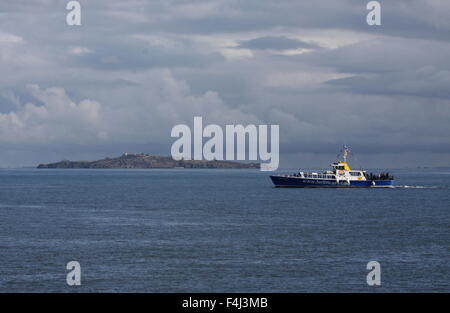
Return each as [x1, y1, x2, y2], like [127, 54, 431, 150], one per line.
[0, 0, 450, 168]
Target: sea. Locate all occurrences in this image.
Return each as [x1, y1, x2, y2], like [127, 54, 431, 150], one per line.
[0, 168, 449, 292]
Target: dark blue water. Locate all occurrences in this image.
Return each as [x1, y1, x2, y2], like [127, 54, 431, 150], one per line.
[0, 168, 449, 292]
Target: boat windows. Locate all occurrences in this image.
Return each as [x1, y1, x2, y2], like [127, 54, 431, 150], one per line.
[350, 171, 361, 176]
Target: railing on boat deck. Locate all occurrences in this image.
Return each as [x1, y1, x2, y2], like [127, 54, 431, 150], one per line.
[292, 172, 336, 180]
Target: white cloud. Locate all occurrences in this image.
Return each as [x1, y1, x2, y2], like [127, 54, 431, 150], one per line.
[0, 85, 104, 144]
[67, 46, 94, 55]
[0, 71, 259, 146]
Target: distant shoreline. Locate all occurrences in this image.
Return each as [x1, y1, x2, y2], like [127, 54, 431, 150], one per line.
[37, 153, 260, 169]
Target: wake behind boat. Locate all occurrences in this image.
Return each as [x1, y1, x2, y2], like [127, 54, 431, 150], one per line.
[270, 146, 394, 188]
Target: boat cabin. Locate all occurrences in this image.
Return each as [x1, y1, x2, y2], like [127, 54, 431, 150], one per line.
[331, 162, 351, 171]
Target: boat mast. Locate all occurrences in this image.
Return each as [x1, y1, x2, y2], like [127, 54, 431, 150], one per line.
[342, 145, 349, 163]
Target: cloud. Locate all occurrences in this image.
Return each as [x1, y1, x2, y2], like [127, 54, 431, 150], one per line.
[67, 36, 225, 71]
[326, 67, 450, 99]
[235, 36, 321, 50]
[0, 85, 104, 144]
[67, 46, 93, 55]
[0, 0, 450, 167]
[0, 32, 24, 44]
[294, 37, 450, 74]
[0, 72, 260, 147]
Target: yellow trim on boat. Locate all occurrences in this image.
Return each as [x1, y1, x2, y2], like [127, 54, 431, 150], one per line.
[338, 162, 351, 171]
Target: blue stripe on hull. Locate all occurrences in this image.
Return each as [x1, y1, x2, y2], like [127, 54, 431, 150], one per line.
[270, 176, 394, 188]
[370, 180, 394, 187]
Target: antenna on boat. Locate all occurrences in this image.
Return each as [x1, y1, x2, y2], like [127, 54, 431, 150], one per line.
[342, 145, 349, 163]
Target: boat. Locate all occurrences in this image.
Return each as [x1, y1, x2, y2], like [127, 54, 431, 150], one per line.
[270, 146, 394, 188]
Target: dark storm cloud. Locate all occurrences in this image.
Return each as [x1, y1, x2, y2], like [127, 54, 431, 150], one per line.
[1, 1, 450, 40]
[0, 0, 450, 167]
[292, 37, 450, 74]
[89, 0, 450, 42]
[326, 69, 450, 99]
[277, 35, 450, 100]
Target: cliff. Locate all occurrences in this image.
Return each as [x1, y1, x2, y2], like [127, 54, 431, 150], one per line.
[37, 153, 260, 169]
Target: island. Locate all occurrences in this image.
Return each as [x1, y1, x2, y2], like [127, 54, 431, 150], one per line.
[37, 153, 260, 169]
